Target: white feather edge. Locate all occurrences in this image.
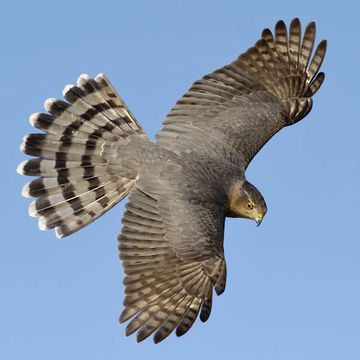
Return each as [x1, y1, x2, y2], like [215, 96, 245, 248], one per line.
[29, 201, 38, 217]
[21, 182, 31, 197]
[16, 160, 27, 175]
[77, 74, 91, 87]
[18, 135, 28, 153]
[55, 228, 65, 239]
[95, 73, 108, 83]
[29, 112, 41, 127]
[38, 216, 48, 231]
[62, 84, 74, 97]
[44, 98, 57, 112]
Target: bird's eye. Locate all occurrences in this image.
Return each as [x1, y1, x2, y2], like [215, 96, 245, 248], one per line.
[246, 202, 254, 210]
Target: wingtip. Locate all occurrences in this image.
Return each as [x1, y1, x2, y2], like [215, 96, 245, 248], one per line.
[261, 27, 273, 41]
[291, 17, 300, 25]
[153, 336, 161, 344]
[319, 39, 328, 50]
[199, 312, 210, 323]
[118, 311, 127, 324]
[308, 20, 316, 27]
[214, 284, 225, 295]
[275, 19, 287, 30]
[125, 323, 137, 337]
[305, 20, 316, 35]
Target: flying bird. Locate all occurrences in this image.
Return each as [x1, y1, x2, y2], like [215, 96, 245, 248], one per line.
[18, 18, 327, 343]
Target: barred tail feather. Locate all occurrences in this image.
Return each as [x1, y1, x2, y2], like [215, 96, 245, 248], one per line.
[18, 73, 146, 238]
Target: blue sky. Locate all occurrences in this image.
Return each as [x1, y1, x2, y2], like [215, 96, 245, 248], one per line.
[1, 0, 359, 359]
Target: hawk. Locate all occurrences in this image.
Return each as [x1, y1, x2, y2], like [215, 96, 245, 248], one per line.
[18, 18, 327, 343]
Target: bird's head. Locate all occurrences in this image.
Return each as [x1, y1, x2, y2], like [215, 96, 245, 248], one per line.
[227, 180, 267, 225]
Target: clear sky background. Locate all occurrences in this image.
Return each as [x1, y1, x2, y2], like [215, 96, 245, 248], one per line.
[1, 0, 359, 359]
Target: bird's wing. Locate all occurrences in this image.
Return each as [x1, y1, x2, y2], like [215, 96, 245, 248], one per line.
[156, 18, 327, 169]
[119, 165, 227, 343]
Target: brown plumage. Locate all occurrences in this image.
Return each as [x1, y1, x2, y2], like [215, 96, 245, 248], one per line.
[18, 19, 327, 343]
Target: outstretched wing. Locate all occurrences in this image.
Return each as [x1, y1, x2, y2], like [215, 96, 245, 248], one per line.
[156, 18, 327, 168]
[119, 165, 227, 343]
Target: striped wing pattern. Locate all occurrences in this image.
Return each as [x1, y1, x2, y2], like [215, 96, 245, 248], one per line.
[18, 74, 144, 238]
[156, 18, 327, 168]
[119, 186, 226, 343]
[17, 19, 327, 344]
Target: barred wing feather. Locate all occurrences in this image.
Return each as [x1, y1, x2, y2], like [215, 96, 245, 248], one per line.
[156, 18, 326, 168]
[119, 174, 226, 343]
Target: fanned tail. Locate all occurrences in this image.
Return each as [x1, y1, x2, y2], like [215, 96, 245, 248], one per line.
[18, 73, 147, 238]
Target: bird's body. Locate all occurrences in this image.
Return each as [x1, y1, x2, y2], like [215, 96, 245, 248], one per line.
[18, 18, 327, 343]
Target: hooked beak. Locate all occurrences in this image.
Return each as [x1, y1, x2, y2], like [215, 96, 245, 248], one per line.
[255, 214, 264, 227]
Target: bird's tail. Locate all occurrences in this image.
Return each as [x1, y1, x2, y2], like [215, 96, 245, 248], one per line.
[18, 74, 148, 238]
[236, 18, 327, 124]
